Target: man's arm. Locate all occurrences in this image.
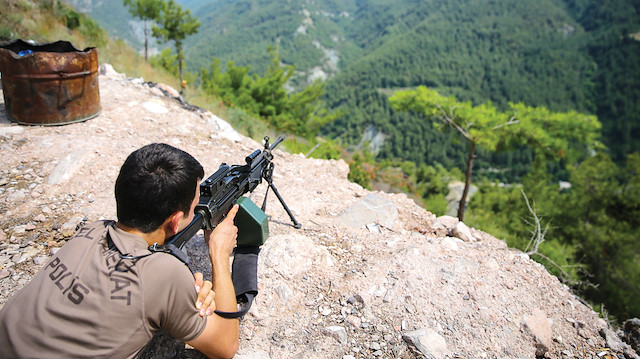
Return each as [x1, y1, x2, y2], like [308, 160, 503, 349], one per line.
[187, 205, 240, 359]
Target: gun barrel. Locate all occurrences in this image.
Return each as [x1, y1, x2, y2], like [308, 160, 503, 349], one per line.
[270, 136, 285, 150]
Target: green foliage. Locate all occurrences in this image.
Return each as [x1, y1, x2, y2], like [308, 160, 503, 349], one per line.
[153, 0, 200, 83]
[76, 15, 107, 47]
[282, 138, 343, 160]
[200, 47, 337, 138]
[468, 152, 640, 320]
[123, 0, 163, 20]
[390, 86, 601, 220]
[225, 108, 270, 140]
[184, 0, 359, 77]
[152, 0, 200, 45]
[557, 153, 640, 319]
[566, 0, 640, 162]
[149, 48, 178, 76]
[348, 152, 375, 189]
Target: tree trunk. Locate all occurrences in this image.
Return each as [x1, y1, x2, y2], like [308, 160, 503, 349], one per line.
[144, 22, 149, 61]
[458, 141, 476, 221]
[177, 45, 184, 94]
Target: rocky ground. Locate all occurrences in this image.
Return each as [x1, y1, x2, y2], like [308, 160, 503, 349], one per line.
[0, 66, 638, 358]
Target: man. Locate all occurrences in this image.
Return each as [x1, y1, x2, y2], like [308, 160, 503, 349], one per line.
[0, 143, 239, 358]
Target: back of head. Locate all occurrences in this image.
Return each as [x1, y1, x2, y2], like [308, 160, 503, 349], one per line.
[115, 143, 204, 233]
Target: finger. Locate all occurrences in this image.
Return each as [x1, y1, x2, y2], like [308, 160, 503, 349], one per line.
[202, 291, 216, 316]
[196, 281, 213, 310]
[194, 272, 204, 293]
[224, 204, 240, 223]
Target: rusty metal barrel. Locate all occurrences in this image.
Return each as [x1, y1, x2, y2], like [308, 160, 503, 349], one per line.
[0, 39, 101, 125]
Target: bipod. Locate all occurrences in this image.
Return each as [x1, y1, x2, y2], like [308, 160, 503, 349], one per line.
[261, 162, 302, 229]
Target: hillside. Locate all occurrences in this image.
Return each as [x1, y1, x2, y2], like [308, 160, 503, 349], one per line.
[1, 66, 638, 358]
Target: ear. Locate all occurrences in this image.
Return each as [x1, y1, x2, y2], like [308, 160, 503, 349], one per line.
[168, 211, 185, 235]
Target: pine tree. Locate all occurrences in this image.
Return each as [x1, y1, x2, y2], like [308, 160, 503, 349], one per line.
[390, 86, 601, 221]
[122, 0, 163, 61]
[152, 0, 200, 90]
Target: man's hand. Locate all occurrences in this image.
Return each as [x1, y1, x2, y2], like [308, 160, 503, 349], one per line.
[187, 204, 240, 358]
[194, 272, 216, 317]
[205, 204, 238, 261]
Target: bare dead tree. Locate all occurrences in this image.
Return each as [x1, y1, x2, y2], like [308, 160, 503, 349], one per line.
[520, 189, 581, 285]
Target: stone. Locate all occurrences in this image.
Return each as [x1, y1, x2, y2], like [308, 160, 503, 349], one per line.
[16, 246, 40, 264]
[451, 221, 477, 242]
[13, 225, 27, 234]
[141, 100, 169, 114]
[33, 256, 48, 266]
[60, 216, 83, 238]
[599, 327, 626, 352]
[48, 148, 93, 185]
[521, 309, 553, 357]
[98, 63, 125, 79]
[0, 268, 10, 279]
[436, 215, 458, 232]
[33, 214, 46, 222]
[338, 193, 397, 229]
[276, 283, 292, 302]
[346, 315, 361, 329]
[623, 318, 640, 352]
[157, 83, 180, 98]
[206, 114, 243, 142]
[402, 328, 449, 359]
[260, 233, 333, 280]
[324, 326, 348, 344]
[0, 126, 25, 137]
[440, 237, 459, 251]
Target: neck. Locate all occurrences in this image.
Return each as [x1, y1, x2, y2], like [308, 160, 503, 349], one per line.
[115, 222, 168, 247]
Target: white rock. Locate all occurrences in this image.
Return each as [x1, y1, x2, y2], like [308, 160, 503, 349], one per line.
[452, 221, 477, 242]
[440, 237, 459, 251]
[48, 148, 93, 185]
[0, 126, 25, 136]
[98, 63, 125, 79]
[206, 114, 243, 142]
[141, 100, 169, 114]
[324, 326, 348, 344]
[33, 256, 48, 266]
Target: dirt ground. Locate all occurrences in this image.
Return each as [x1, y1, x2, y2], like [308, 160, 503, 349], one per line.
[0, 68, 634, 358]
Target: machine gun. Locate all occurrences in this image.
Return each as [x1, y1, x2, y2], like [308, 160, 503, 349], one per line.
[166, 135, 301, 252]
[158, 136, 300, 318]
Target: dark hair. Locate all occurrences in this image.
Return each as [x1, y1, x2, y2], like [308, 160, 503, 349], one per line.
[115, 143, 204, 233]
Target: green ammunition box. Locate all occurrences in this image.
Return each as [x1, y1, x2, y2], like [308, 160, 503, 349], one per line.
[235, 197, 269, 247]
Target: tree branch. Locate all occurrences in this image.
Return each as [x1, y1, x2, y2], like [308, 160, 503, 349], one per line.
[436, 104, 471, 141]
[493, 113, 519, 129]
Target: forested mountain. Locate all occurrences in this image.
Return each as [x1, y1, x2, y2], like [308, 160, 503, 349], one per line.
[321, 0, 596, 176]
[71, 0, 639, 175]
[181, 0, 639, 178]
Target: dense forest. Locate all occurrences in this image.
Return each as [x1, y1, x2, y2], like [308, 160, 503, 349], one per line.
[8, 0, 639, 322]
